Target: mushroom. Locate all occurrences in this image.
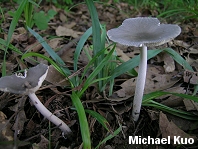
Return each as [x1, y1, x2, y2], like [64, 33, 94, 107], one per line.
[0, 64, 72, 135]
[107, 17, 181, 121]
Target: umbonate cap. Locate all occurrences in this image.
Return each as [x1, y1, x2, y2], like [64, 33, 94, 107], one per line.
[0, 64, 49, 95]
[107, 17, 181, 47]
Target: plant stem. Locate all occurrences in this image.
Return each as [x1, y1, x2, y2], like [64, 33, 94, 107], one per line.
[132, 45, 147, 121]
[28, 93, 72, 135]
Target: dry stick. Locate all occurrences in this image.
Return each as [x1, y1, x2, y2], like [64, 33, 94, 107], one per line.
[132, 45, 147, 121]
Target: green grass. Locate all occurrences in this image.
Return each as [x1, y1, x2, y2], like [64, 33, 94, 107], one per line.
[111, 0, 198, 21]
[142, 91, 198, 120]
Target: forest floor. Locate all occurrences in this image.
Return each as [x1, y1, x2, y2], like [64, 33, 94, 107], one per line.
[0, 1, 198, 149]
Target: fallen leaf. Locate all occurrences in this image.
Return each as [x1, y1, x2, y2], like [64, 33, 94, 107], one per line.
[48, 38, 62, 50]
[146, 109, 159, 121]
[25, 119, 37, 137]
[24, 40, 43, 52]
[162, 52, 175, 73]
[59, 12, 67, 22]
[183, 70, 198, 84]
[115, 46, 130, 62]
[78, 45, 92, 65]
[45, 65, 69, 86]
[0, 111, 14, 141]
[114, 78, 136, 98]
[59, 48, 75, 63]
[56, 26, 83, 38]
[9, 97, 27, 134]
[159, 112, 197, 145]
[113, 65, 179, 99]
[145, 65, 179, 93]
[32, 135, 49, 149]
[183, 99, 198, 111]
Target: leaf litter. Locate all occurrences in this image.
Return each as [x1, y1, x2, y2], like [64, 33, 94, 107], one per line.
[0, 1, 198, 149]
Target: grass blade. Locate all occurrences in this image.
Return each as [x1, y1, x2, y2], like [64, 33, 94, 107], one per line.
[21, 52, 64, 74]
[0, 38, 23, 54]
[85, 109, 111, 132]
[142, 91, 198, 120]
[144, 101, 198, 120]
[71, 91, 91, 149]
[79, 48, 115, 97]
[85, 0, 105, 91]
[74, 27, 92, 71]
[27, 27, 71, 76]
[85, 0, 101, 56]
[164, 48, 193, 71]
[2, 0, 28, 76]
[95, 127, 121, 149]
[102, 49, 162, 90]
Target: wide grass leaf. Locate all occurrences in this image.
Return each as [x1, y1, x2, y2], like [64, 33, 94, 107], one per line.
[142, 91, 198, 120]
[71, 91, 91, 149]
[95, 127, 121, 149]
[85, 109, 112, 132]
[74, 27, 92, 71]
[164, 48, 193, 71]
[2, 0, 28, 76]
[27, 27, 71, 76]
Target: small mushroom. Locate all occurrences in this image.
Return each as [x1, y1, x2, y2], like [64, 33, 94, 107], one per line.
[107, 17, 181, 121]
[0, 64, 72, 135]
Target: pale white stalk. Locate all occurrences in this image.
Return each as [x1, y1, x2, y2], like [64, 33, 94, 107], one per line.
[28, 93, 72, 135]
[132, 45, 147, 121]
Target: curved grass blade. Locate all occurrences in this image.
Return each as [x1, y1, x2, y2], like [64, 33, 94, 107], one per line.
[74, 27, 92, 71]
[21, 52, 64, 75]
[95, 127, 121, 149]
[80, 48, 107, 82]
[142, 91, 198, 120]
[85, 109, 111, 132]
[164, 48, 193, 71]
[143, 101, 198, 120]
[158, 9, 187, 18]
[85, 0, 101, 56]
[79, 48, 115, 97]
[71, 91, 91, 149]
[0, 38, 23, 55]
[2, 0, 28, 76]
[142, 91, 169, 103]
[80, 76, 110, 97]
[101, 49, 162, 90]
[27, 27, 71, 76]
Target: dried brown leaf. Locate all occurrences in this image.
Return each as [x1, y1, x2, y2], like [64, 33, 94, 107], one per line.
[183, 99, 198, 111]
[32, 135, 49, 149]
[116, 46, 130, 62]
[56, 26, 83, 38]
[145, 65, 179, 93]
[59, 48, 75, 63]
[9, 97, 27, 134]
[45, 65, 69, 86]
[183, 70, 198, 84]
[48, 38, 62, 50]
[162, 52, 175, 73]
[159, 112, 197, 145]
[59, 12, 67, 23]
[0, 111, 14, 141]
[24, 40, 43, 52]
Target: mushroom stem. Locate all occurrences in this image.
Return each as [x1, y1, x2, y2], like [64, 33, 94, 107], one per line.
[28, 93, 72, 135]
[132, 45, 147, 121]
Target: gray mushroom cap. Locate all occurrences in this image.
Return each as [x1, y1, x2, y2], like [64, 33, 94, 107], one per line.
[107, 17, 181, 47]
[0, 64, 49, 95]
